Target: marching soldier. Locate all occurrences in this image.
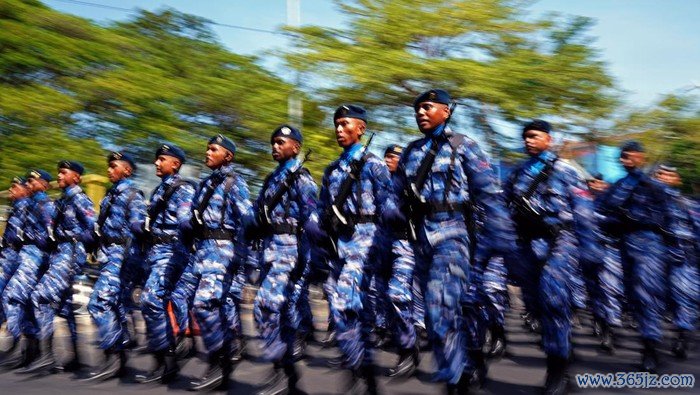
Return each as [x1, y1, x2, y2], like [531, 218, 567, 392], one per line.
[653, 164, 698, 360]
[392, 90, 515, 394]
[383, 144, 422, 378]
[0, 177, 31, 325]
[20, 161, 95, 374]
[0, 169, 55, 369]
[504, 120, 594, 394]
[305, 104, 392, 394]
[171, 134, 254, 391]
[250, 124, 318, 395]
[596, 141, 675, 373]
[85, 152, 146, 380]
[136, 144, 195, 384]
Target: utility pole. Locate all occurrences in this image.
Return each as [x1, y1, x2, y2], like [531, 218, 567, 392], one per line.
[287, 0, 302, 127]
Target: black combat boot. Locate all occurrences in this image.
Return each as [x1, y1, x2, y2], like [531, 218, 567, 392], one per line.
[83, 348, 126, 381]
[543, 355, 568, 395]
[58, 338, 82, 373]
[6, 337, 39, 370]
[321, 320, 336, 348]
[292, 333, 307, 361]
[599, 323, 614, 354]
[387, 343, 419, 377]
[641, 339, 659, 374]
[17, 337, 55, 374]
[189, 348, 230, 391]
[468, 350, 488, 389]
[256, 363, 285, 395]
[0, 337, 23, 368]
[671, 330, 689, 360]
[135, 348, 179, 384]
[230, 336, 246, 363]
[487, 324, 507, 359]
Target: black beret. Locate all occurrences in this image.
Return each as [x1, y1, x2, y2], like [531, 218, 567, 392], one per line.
[620, 140, 644, 153]
[271, 124, 303, 144]
[384, 144, 404, 157]
[58, 160, 84, 175]
[334, 104, 367, 123]
[155, 143, 186, 163]
[27, 169, 53, 183]
[413, 89, 451, 110]
[11, 176, 26, 185]
[108, 151, 137, 170]
[658, 164, 677, 173]
[522, 119, 552, 135]
[209, 134, 237, 155]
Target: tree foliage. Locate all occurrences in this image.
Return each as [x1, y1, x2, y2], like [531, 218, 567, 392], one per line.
[607, 94, 700, 193]
[284, 0, 618, 145]
[0, 0, 333, 187]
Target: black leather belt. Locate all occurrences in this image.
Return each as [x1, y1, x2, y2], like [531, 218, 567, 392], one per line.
[200, 228, 234, 240]
[151, 234, 178, 244]
[269, 223, 298, 235]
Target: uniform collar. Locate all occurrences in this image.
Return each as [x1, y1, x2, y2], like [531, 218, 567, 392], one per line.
[341, 143, 363, 164]
[276, 157, 301, 174]
[213, 162, 236, 179]
[112, 178, 133, 193]
[63, 184, 82, 198]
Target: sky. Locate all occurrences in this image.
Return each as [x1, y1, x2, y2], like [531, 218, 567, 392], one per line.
[42, 0, 700, 109]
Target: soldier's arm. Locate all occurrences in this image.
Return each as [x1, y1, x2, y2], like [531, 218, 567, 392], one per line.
[76, 193, 97, 243]
[127, 190, 147, 236]
[369, 158, 393, 218]
[229, 176, 255, 234]
[175, 184, 196, 232]
[297, 171, 320, 225]
[461, 141, 516, 254]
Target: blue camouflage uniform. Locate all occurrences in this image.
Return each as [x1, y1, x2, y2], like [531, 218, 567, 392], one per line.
[318, 142, 392, 370]
[591, 193, 625, 328]
[3, 190, 55, 341]
[596, 169, 672, 343]
[33, 184, 95, 342]
[141, 174, 195, 352]
[0, 195, 31, 324]
[661, 185, 698, 332]
[171, 162, 254, 358]
[395, 128, 514, 384]
[252, 157, 319, 364]
[385, 170, 420, 351]
[504, 150, 590, 360]
[87, 178, 146, 350]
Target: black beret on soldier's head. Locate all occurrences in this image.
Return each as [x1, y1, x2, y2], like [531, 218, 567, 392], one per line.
[155, 144, 186, 163]
[413, 89, 451, 111]
[522, 119, 552, 136]
[334, 104, 367, 123]
[209, 134, 237, 155]
[620, 140, 645, 153]
[271, 124, 303, 144]
[57, 160, 84, 175]
[108, 151, 137, 170]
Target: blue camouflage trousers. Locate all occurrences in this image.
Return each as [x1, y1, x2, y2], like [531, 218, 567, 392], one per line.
[171, 239, 234, 356]
[623, 232, 668, 342]
[669, 260, 699, 331]
[483, 256, 508, 328]
[327, 224, 379, 371]
[0, 248, 21, 324]
[419, 235, 470, 385]
[594, 241, 624, 327]
[3, 245, 47, 339]
[33, 242, 84, 341]
[253, 235, 300, 363]
[388, 238, 418, 350]
[517, 231, 578, 359]
[141, 243, 189, 352]
[87, 244, 136, 350]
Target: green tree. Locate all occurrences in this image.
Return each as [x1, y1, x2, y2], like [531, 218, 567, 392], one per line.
[607, 94, 700, 193]
[284, 0, 618, 153]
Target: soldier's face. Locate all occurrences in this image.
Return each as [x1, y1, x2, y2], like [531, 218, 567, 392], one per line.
[523, 129, 551, 155]
[655, 169, 682, 187]
[384, 153, 400, 173]
[206, 143, 233, 169]
[107, 160, 132, 183]
[27, 177, 48, 193]
[271, 136, 299, 162]
[8, 183, 27, 201]
[415, 102, 450, 133]
[57, 168, 80, 188]
[334, 117, 365, 148]
[619, 151, 644, 171]
[155, 155, 181, 178]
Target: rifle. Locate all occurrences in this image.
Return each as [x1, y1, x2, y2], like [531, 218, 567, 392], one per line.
[323, 132, 376, 252]
[257, 149, 313, 232]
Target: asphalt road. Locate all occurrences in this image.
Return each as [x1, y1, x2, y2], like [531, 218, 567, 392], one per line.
[0, 288, 697, 394]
